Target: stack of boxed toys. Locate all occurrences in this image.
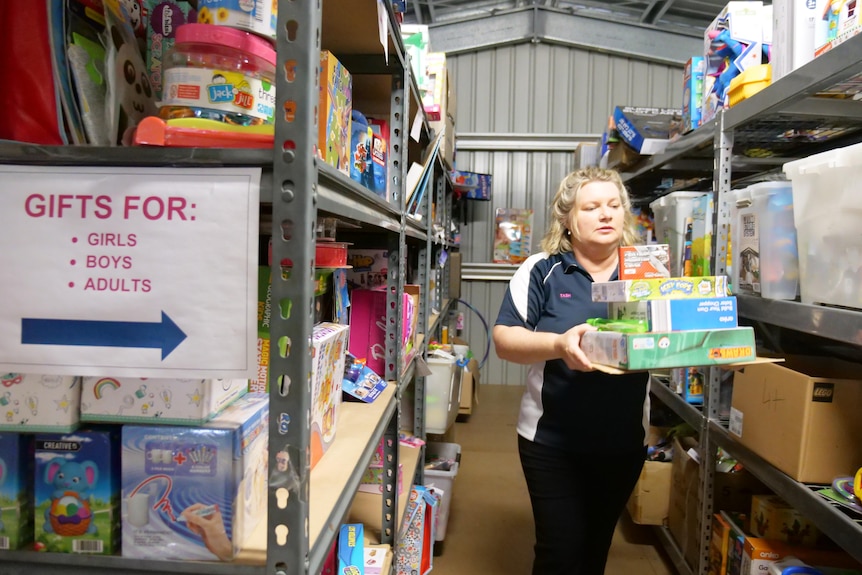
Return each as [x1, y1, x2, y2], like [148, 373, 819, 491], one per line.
[581, 244, 755, 398]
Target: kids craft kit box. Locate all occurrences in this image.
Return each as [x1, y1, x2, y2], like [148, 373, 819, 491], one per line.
[34, 427, 121, 554]
[80, 377, 247, 424]
[0, 374, 82, 432]
[310, 323, 349, 469]
[0, 433, 34, 550]
[121, 393, 268, 561]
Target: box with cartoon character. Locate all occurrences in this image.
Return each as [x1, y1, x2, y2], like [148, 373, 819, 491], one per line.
[311, 324, 349, 469]
[34, 428, 121, 554]
[80, 377, 246, 425]
[0, 374, 81, 432]
[197, 0, 277, 39]
[0, 433, 34, 550]
[121, 393, 268, 561]
[319, 51, 352, 174]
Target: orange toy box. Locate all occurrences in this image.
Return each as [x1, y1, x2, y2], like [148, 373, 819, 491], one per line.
[619, 244, 671, 279]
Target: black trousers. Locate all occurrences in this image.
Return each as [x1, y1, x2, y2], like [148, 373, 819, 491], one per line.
[518, 435, 646, 575]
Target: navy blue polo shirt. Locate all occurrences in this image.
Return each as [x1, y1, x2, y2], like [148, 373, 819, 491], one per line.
[496, 251, 649, 452]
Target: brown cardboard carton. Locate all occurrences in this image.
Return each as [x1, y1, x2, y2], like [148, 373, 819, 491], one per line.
[627, 460, 672, 525]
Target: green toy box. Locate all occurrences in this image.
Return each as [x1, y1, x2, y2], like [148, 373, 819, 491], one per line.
[581, 327, 756, 371]
[592, 276, 730, 302]
[0, 433, 34, 550]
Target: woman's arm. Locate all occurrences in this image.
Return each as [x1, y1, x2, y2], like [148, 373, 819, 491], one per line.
[493, 323, 596, 371]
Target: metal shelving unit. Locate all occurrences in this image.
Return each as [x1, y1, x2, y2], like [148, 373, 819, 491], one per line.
[0, 1, 455, 574]
[625, 32, 862, 575]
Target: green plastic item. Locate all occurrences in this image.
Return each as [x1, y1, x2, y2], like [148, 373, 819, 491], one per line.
[586, 318, 649, 333]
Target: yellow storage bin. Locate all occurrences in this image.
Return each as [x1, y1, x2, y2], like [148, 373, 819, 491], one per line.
[728, 64, 772, 107]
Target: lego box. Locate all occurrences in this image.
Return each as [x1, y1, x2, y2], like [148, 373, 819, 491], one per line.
[618, 244, 671, 280]
[121, 393, 268, 561]
[34, 428, 121, 554]
[81, 377, 246, 425]
[592, 276, 730, 302]
[0, 374, 81, 432]
[0, 433, 34, 550]
[581, 327, 756, 371]
[609, 297, 738, 332]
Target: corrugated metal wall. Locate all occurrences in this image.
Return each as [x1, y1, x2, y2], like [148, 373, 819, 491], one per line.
[449, 42, 683, 385]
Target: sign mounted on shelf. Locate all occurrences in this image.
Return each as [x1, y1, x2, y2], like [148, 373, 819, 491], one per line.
[0, 165, 260, 378]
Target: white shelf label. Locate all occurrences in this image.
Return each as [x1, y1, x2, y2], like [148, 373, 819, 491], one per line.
[729, 406, 743, 437]
[0, 165, 260, 378]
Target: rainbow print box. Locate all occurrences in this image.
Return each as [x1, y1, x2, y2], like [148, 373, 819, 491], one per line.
[81, 377, 246, 425]
[34, 428, 121, 554]
[0, 374, 81, 432]
[592, 276, 730, 302]
[121, 393, 268, 561]
[0, 433, 34, 550]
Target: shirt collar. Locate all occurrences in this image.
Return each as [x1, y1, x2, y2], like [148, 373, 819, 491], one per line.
[560, 251, 619, 281]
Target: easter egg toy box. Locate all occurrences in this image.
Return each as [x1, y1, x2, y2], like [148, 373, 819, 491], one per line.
[0, 374, 81, 432]
[34, 427, 121, 554]
[121, 393, 268, 561]
[80, 376, 247, 425]
[0, 433, 34, 550]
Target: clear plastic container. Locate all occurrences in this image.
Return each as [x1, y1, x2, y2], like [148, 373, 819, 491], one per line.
[424, 442, 461, 542]
[650, 191, 708, 276]
[425, 354, 459, 434]
[159, 24, 276, 126]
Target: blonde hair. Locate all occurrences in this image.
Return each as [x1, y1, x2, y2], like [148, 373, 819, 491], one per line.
[540, 166, 639, 255]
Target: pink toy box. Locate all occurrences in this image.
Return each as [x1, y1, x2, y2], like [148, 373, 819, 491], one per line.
[348, 288, 419, 378]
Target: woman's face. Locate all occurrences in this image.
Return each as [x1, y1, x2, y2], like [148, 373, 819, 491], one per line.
[569, 180, 624, 248]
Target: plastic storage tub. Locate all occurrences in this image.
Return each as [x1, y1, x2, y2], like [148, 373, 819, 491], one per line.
[783, 143, 862, 309]
[424, 442, 461, 542]
[425, 354, 460, 434]
[650, 191, 709, 276]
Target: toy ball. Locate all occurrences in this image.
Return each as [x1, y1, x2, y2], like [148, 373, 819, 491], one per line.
[49, 491, 93, 536]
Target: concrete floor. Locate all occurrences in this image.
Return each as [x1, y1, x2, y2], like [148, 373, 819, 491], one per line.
[428, 384, 676, 575]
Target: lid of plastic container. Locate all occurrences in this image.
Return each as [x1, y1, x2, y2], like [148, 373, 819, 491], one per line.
[176, 24, 276, 66]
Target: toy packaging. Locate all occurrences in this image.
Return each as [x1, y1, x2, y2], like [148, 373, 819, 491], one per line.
[337, 523, 364, 574]
[750, 494, 821, 547]
[121, 393, 268, 561]
[618, 245, 671, 280]
[0, 374, 82, 432]
[80, 377, 246, 424]
[581, 327, 756, 371]
[319, 51, 353, 174]
[493, 208, 534, 264]
[682, 57, 705, 133]
[0, 433, 34, 550]
[396, 486, 437, 575]
[145, 0, 197, 100]
[310, 323, 349, 469]
[250, 266, 273, 393]
[346, 249, 389, 290]
[451, 170, 492, 200]
[350, 110, 374, 190]
[689, 193, 714, 276]
[610, 297, 738, 332]
[592, 276, 730, 302]
[348, 288, 418, 379]
[197, 0, 277, 39]
[34, 428, 121, 554]
[611, 106, 683, 155]
[671, 367, 706, 404]
[343, 356, 389, 403]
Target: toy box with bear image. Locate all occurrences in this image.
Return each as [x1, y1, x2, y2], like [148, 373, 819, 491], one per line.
[34, 428, 121, 554]
[0, 433, 34, 550]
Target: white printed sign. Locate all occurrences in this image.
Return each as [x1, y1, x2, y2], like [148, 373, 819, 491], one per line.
[0, 165, 260, 378]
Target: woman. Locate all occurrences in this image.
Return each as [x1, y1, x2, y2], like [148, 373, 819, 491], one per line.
[493, 166, 649, 575]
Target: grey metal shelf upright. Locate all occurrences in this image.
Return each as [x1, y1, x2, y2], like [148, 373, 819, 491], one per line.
[0, 1, 436, 574]
[622, 32, 862, 575]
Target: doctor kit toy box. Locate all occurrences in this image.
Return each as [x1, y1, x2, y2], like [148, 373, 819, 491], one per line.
[81, 377, 246, 425]
[33, 428, 121, 554]
[0, 374, 81, 432]
[121, 393, 268, 561]
[0, 433, 34, 550]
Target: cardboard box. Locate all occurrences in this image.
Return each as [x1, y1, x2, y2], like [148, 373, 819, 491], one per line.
[35, 428, 121, 554]
[80, 377, 246, 424]
[771, 0, 817, 82]
[741, 532, 862, 574]
[121, 394, 268, 561]
[581, 327, 756, 371]
[145, 0, 196, 100]
[449, 252, 462, 300]
[451, 171, 492, 200]
[682, 57, 705, 133]
[0, 374, 81, 432]
[729, 356, 862, 483]
[319, 50, 352, 174]
[346, 248, 389, 290]
[0, 433, 34, 550]
[627, 460, 672, 525]
[348, 288, 417, 378]
[708, 513, 733, 575]
[311, 323, 349, 469]
[396, 485, 437, 575]
[610, 297, 738, 332]
[458, 358, 480, 416]
[592, 276, 730, 302]
[338, 523, 364, 574]
[619, 245, 671, 280]
[612, 106, 683, 155]
[250, 265, 273, 393]
[750, 494, 821, 547]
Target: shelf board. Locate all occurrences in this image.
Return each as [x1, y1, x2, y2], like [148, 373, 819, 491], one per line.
[737, 295, 862, 346]
[649, 375, 704, 431]
[237, 383, 398, 567]
[347, 443, 424, 544]
[0, 142, 270, 167]
[709, 421, 862, 564]
[317, 163, 402, 232]
[0, 554, 260, 575]
[620, 120, 717, 184]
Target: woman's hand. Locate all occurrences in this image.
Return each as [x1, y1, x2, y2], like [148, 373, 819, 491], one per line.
[554, 323, 597, 372]
[181, 503, 233, 561]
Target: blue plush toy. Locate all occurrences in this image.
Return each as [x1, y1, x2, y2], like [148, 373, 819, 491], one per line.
[43, 457, 99, 535]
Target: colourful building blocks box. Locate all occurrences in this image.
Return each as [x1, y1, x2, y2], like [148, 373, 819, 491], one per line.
[0, 433, 34, 550]
[609, 297, 738, 332]
[121, 393, 268, 561]
[581, 327, 756, 371]
[0, 374, 81, 432]
[34, 428, 121, 554]
[592, 276, 730, 302]
[319, 50, 352, 174]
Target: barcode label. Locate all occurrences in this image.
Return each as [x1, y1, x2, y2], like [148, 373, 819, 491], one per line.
[0, 536, 9, 550]
[73, 539, 103, 553]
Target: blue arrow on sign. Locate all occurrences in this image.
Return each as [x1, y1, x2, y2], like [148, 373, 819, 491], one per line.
[21, 311, 187, 360]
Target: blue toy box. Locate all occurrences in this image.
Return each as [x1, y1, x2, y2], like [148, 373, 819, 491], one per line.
[682, 57, 705, 133]
[612, 106, 683, 155]
[451, 170, 492, 200]
[34, 427, 121, 554]
[610, 296, 738, 332]
[338, 523, 365, 574]
[0, 433, 34, 550]
[121, 393, 268, 561]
